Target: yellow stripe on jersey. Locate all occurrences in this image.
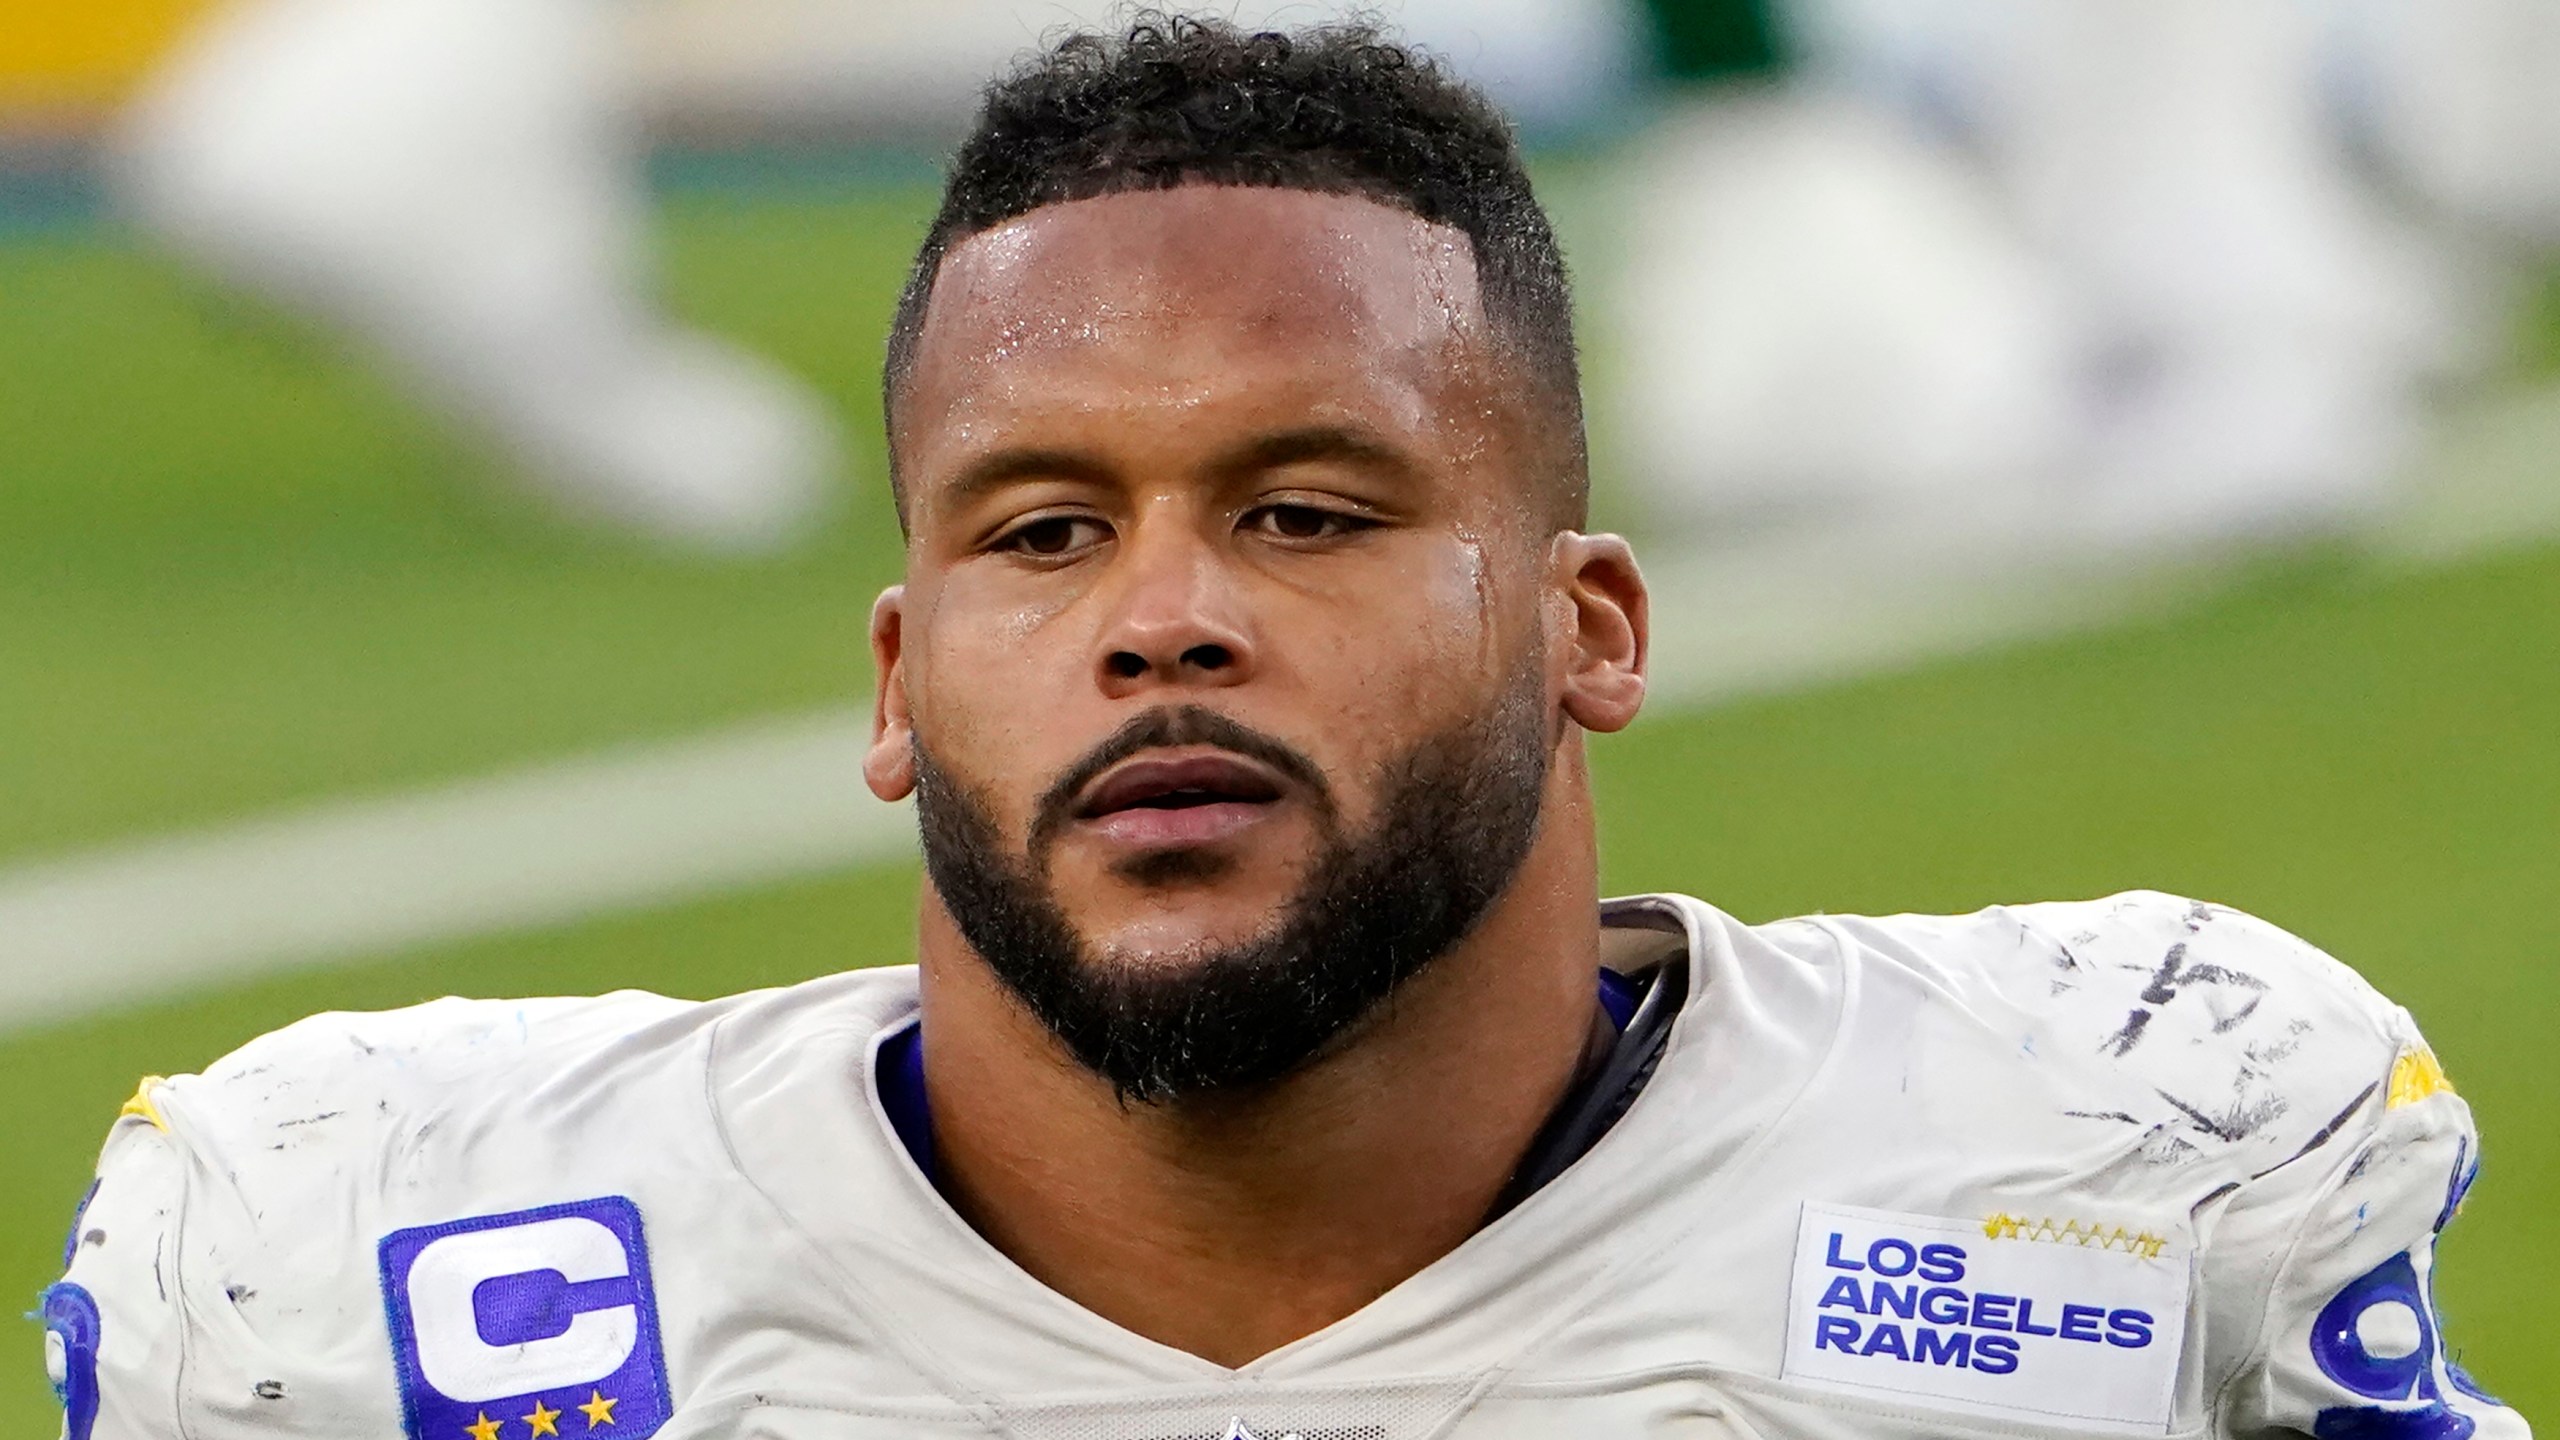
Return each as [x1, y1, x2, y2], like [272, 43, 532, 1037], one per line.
[118, 1075, 171, 1131]
[2387, 1044, 2455, 1109]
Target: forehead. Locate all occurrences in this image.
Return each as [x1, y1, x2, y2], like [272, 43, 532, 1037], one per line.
[897, 186, 1499, 478]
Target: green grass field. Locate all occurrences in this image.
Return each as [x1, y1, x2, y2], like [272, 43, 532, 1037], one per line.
[3, 181, 2553, 1434]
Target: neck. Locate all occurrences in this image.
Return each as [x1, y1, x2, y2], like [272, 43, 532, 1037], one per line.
[914, 768, 1604, 1368]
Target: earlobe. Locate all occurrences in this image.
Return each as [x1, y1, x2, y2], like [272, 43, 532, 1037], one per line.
[1552, 533, 1648, 735]
[866, 587, 917, 802]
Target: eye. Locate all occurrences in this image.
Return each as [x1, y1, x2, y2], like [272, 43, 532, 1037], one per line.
[996, 514, 1110, 558]
[1244, 503, 1375, 541]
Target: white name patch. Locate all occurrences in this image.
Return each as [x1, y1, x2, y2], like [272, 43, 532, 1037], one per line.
[1782, 1203, 2191, 1434]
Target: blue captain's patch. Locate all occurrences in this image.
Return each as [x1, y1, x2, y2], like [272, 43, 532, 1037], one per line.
[378, 1198, 672, 1440]
[41, 1282, 102, 1440]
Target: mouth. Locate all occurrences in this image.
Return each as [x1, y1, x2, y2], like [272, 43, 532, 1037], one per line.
[1070, 749, 1289, 849]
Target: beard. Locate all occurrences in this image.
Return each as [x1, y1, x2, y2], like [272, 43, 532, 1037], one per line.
[912, 678, 1552, 1104]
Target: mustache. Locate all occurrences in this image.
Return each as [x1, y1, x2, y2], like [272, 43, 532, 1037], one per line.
[1028, 705, 1333, 854]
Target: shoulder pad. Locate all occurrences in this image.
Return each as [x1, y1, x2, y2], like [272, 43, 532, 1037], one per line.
[156, 990, 698, 1154]
[1999, 891, 2411, 1177]
[1828, 891, 2419, 1183]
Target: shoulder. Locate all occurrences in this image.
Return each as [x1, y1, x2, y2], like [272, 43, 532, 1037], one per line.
[95, 969, 926, 1248]
[122, 990, 714, 1201]
[161, 989, 700, 1129]
[123, 966, 921, 1202]
[52, 970, 919, 1439]
[151, 968, 916, 1159]
[53, 995, 704, 1440]
[1828, 888, 2409, 1053]
[1795, 890, 2418, 1176]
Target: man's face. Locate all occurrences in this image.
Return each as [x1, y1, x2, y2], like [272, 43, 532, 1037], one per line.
[873, 186, 1572, 1094]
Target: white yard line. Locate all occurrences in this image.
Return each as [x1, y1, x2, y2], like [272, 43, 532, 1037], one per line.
[4, 388, 2556, 1033]
[0, 712, 903, 1031]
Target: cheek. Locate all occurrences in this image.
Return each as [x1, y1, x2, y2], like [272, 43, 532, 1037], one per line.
[1405, 536, 1502, 672]
[904, 583, 1087, 817]
[910, 569, 1077, 705]
[1294, 539, 1512, 751]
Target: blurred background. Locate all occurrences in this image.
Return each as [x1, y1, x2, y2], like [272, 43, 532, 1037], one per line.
[4, 0, 2555, 1427]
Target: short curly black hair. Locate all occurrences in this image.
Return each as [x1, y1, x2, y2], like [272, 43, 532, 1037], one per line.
[884, 12, 1587, 524]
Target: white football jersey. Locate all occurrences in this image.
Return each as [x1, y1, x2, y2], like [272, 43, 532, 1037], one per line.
[43, 891, 2528, 1440]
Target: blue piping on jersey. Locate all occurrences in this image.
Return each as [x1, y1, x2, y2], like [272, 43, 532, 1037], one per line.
[879, 1021, 935, 1182]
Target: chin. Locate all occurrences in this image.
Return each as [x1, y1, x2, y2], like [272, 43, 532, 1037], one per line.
[1062, 838, 1309, 914]
[1077, 904, 1291, 971]
[1107, 844, 1240, 887]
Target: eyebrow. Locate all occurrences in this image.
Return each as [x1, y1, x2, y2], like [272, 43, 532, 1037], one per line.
[1213, 424, 1419, 483]
[936, 424, 1420, 512]
[939, 446, 1118, 512]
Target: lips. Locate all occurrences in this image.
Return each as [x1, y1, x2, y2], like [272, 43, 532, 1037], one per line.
[1074, 752, 1287, 820]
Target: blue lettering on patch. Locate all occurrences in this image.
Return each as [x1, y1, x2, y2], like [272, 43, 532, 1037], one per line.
[1912, 1328, 1972, 1367]
[1825, 1233, 1864, 1271]
[1970, 1333, 2020, 1375]
[1791, 1207, 2188, 1427]
[1807, 1319, 2040, 1374]
[40, 1283, 102, 1440]
[1970, 1291, 2016, 1331]
[378, 1198, 673, 1440]
[2058, 1304, 2104, 1342]
[1798, 1221, 2173, 1391]
[1918, 1286, 1969, 1326]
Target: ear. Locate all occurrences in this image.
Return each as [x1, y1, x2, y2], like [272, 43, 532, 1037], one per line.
[1550, 532, 1647, 735]
[864, 586, 917, 802]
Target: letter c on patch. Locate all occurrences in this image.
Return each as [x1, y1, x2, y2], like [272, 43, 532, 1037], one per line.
[381, 1197, 671, 1440]
[405, 1217, 637, 1403]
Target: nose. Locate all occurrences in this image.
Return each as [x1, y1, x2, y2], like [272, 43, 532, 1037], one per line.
[1093, 519, 1256, 697]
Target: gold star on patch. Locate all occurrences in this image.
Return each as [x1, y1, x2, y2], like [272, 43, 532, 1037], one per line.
[464, 1412, 503, 1440]
[524, 1399, 562, 1438]
[579, 1391, 619, 1429]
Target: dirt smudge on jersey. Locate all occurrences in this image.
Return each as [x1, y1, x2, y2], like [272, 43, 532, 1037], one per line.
[2102, 942, 2270, 1056]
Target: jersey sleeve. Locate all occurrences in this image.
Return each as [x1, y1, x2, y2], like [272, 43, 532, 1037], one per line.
[2221, 1033, 2528, 1440]
[46, 1103, 193, 1440]
[47, 1072, 411, 1440]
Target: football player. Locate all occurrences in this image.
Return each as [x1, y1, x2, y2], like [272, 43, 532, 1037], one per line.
[42, 15, 2526, 1440]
